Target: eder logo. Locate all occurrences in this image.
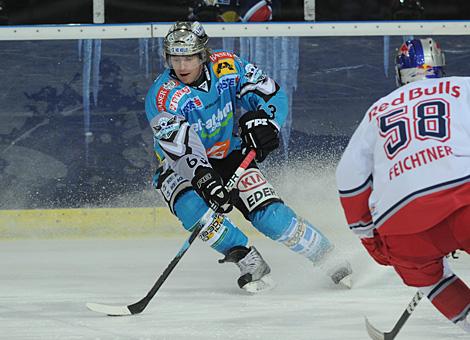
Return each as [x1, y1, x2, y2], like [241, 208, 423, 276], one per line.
[213, 59, 236, 77]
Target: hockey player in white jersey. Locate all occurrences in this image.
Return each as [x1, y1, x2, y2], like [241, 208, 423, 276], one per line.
[146, 21, 352, 293]
[336, 37, 470, 333]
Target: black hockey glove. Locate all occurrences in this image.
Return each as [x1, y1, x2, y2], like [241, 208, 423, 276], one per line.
[238, 110, 279, 163]
[191, 166, 234, 214]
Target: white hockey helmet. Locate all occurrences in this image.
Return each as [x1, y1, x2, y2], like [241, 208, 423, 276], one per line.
[395, 37, 445, 86]
[163, 21, 209, 60]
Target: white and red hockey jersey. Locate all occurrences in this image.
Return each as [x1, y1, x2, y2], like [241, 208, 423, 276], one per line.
[337, 76, 470, 237]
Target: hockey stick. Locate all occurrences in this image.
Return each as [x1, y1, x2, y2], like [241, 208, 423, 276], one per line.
[86, 149, 256, 316]
[365, 290, 424, 340]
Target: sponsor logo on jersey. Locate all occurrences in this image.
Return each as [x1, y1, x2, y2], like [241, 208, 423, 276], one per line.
[163, 79, 179, 90]
[156, 87, 170, 112]
[237, 169, 278, 209]
[191, 101, 233, 138]
[213, 59, 237, 78]
[368, 80, 461, 121]
[206, 141, 230, 159]
[216, 75, 237, 94]
[238, 169, 266, 192]
[209, 51, 234, 63]
[169, 86, 191, 111]
[181, 97, 203, 115]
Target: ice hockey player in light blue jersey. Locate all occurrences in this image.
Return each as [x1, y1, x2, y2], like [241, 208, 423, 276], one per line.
[145, 21, 352, 292]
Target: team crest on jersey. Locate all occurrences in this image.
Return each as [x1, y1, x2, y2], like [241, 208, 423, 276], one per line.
[213, 59, 237, 78]
[181, 97, 203, 115]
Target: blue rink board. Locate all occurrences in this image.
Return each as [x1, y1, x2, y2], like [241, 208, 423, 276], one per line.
[0, 35, 467, 209]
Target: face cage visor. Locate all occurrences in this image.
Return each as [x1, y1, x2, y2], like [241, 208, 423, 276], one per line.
[396, 65, 445, 86]
[164, 52, 206, 69]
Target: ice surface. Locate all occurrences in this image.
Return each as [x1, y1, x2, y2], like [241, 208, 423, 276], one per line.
[1, 160, 469, 339]
[0, 237, 468, 340]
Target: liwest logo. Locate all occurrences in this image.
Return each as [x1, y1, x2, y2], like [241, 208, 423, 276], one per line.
[216, 76, 237, 95]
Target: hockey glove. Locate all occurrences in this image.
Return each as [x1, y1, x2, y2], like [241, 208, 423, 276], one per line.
[361, 229, 390, 266]
[191, 166, 234, 214]
[238, 110, 279, 163]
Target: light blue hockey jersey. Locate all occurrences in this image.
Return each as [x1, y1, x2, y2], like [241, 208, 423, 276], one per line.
[145, 50, 288, 169]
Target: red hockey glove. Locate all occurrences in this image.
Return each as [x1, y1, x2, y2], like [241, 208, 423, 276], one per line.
[361, 230, 390, 266]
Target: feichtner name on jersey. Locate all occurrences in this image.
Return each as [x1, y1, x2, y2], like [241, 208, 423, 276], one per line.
[368, 80, 460, 121]
[389, 145, 453, 180]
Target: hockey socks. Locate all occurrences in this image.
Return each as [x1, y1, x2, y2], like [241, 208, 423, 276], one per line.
[276, 216, 352, 288]
[276, 216, 332, 262]
[420, 268, 470, 332]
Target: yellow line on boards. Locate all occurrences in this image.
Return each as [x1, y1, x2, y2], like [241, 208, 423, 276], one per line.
[0, 207, 259, 239]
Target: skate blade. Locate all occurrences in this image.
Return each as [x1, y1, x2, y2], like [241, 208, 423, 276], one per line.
[336, 273, 352, 289]
[242, 274, 276, 293]
[327, 261, 353, 289]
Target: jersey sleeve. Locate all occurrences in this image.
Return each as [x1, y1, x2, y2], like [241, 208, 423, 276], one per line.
[235, 55, 288, 130]
[336, 113, 376, 238]
[145, 83, 210, 181]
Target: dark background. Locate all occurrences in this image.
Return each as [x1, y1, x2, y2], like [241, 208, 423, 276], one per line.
[1, 35, 468, 209]
[1, 0, 469, 25]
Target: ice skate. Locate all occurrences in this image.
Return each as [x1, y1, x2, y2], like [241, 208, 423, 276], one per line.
[219, 246, 275, 293]
[315, 246, 353, 289]
[325, 260, 353, 288]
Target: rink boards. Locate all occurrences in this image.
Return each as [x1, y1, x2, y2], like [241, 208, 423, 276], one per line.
[0, 207, 257, 239]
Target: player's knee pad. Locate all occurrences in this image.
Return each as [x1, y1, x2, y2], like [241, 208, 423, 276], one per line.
[174, 190, 248, 254]
[420, 261, 470, 324]
[154, 166, 192, 214]
[250, 202, 332, 263]
[236, 168, 282, 217]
